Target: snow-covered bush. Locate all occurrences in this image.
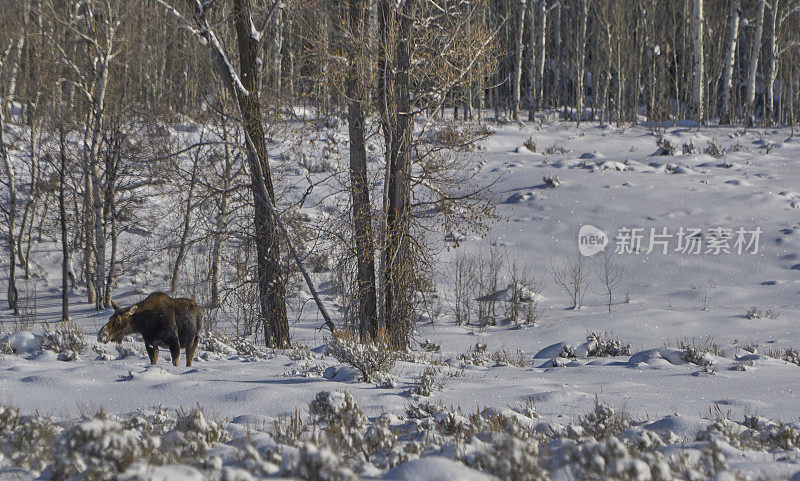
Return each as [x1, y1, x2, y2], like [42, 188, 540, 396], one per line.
[543, 142, 569, 155]
[678, 340, 718, 366]
[585, 332, 632, 357]
[291, 442, 357, 481]
[542, 174, 561, 188]
[464, 434, 548, 481]
[704, 139, 724, 157]
[549, 437, 671, 481]
[49, 412, 154, 481]
[577, 401, 631, 440]
[409, 367, 442, 397]
[419, 338, 441, 352]
[162, 408, 228, 463]
[744, 307, 780, 320]
[681, 140, 696, 154]
[325, 331, 395, 383]
[655, 138, 676, 155]
[4, 413, 59, 474]
[40, 322, 87, 359]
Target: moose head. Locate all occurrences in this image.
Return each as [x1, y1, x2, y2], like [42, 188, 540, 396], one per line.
[97, 301, 139, 343]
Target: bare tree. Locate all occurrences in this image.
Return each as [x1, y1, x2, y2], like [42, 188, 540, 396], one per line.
[343, 0, 379, 341]
[598, 250, 622, 313]
[0, 49, 19, 314]
[511, 0, 527, 120]
[552, 255, 589, 309]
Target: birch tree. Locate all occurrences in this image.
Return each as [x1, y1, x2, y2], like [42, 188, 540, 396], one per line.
[0, 49, 19, 314]
[746, 0, 766, 120]
[511, 0, 526, 120]
[692, 0, 704, 123]
[720, 0, 740, 124]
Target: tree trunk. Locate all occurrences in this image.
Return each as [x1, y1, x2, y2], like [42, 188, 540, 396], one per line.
[381, 0, 416, 350]
[210, 108, 234, 308]
[511, 0, 526, 120]
[0, 76, 19, 314]
[346, 0, 379, 341]
[720, 0, 740, 124]
[692, 0, 704, 123]
[765, 0, 780, 126]
[233, 0, 290, 347]
[59, 123, 70, 322]
[746, 0, 765, 119]
[576, 0, 588, 126]
[170, 155, 199, 295]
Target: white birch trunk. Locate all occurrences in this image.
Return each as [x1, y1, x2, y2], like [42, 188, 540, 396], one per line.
[692, 0, 705, 123]
[720, 0, 740, 124]
[746, 0, 766, 117]
[765, 0, 781, 125]
[511, 0, 526, 120]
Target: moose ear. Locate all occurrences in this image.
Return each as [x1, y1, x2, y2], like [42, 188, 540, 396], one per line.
[111, 300, 123, 313]
[127, 305, 138, 316]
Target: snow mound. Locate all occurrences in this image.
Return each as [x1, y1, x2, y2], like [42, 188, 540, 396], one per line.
[383, 456, 497, 481]
[1, 331, 40, 354]
[533, 342, 568, 359]
[628, 348, 688, 366]
[645, 414, 708, 440]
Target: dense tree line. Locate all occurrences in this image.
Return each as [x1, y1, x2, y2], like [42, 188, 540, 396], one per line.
[1, 0, 799, 350]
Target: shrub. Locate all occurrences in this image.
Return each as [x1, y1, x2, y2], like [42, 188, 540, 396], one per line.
[40, 322, 87, 359]
[409, 367, 442, 397]
[162, 408, 228, 463]
[704, 139, 723, 157]
[523, 136, 538, 152]
[656, 138, 676, 155]
[578, 401, 631, 440]
[325, 331, 395, 383]
[50, 413, 153, 481]
[464, 434, 549, 481]
[2, 413, 58, 474]
[585, 332, 632, 357]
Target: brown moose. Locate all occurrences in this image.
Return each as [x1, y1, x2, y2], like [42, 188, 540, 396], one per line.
[97, 292, 202, 367]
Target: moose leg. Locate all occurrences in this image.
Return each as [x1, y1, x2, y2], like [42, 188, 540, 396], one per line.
[146, 345, 159, 365]
[169, 339, 181, 367]
[185, 336, 198, 367]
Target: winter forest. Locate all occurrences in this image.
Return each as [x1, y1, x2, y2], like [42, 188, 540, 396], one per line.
[3, 0, 800, 479]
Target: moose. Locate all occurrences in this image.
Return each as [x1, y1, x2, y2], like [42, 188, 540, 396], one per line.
[97, 292, 202, 367]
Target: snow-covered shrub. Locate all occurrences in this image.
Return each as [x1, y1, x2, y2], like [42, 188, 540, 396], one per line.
[577, 401, 631, 440]
[585, 332, 632, 357]
[678, 340, 718, 366]
[40, 322, 87, 359]
[272, 409, 309, 447]
[655, 138, 676, 155]
[458, 342, 492, 366]
[162, 408, 228, 463]
[543, 174, 561, 188]
[464, 434, 549, 481]
[549, 437, 671, 481]
[704, 139, 724, 157]
[419, 338, 441, 352]
[681, 140, 696, 154]
[4, 413, 59, 474]
[292, 442, 357, 481]
[309, 391, 366, 435]
[543, 142, 569, 155]
[50, 412, 154, 481]
[123, 406, 176, 438]
[744, 307, 780, 320]
[491, 349, 527, 367]
[0, 404, 19, 432]
[409, 367, 442, 397]
[523, 136, 538, 152]
[199, 328, 269, 359]
[325, 330, 395, 383]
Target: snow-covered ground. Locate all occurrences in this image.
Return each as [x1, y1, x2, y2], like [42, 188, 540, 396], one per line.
[3, 117, 800, 480]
